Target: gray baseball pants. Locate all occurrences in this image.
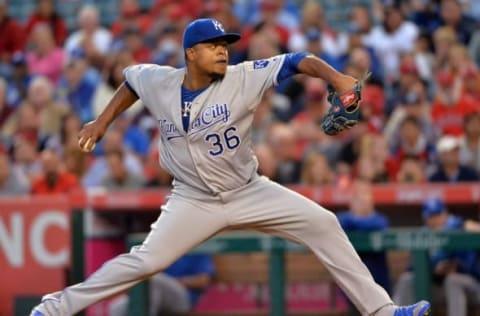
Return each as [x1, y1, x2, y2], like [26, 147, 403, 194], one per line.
[108, 273, 190, 316]
[40, 176, 392, 315]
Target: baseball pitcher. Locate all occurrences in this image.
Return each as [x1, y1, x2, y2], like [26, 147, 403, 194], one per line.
[31, 18, 430, 316]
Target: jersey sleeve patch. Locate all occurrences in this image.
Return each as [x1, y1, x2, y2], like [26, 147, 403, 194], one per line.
[245, 57, 278, 72]
[253, 59, 270, 69]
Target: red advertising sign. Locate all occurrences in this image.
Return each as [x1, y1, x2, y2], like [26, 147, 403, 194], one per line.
[0, 195, 71, 316]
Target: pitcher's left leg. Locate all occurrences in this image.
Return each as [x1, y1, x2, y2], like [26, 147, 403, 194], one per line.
[226, 177, 431, 315]
[225, 177, 392, 315]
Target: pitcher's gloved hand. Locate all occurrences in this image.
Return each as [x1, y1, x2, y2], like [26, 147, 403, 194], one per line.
[320, 72, 371, 136]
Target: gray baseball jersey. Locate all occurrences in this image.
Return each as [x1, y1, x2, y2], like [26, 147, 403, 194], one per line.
[124, 55, 286, 193]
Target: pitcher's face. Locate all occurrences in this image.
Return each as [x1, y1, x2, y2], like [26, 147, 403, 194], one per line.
[187, 39, 229, 79]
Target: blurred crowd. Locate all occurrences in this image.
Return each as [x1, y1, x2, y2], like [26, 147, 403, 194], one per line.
[0, 0, 480, 196]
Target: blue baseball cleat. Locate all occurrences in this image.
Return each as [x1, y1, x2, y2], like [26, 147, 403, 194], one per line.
[394, 300, 431, 316]
[30, 308, 45, 316]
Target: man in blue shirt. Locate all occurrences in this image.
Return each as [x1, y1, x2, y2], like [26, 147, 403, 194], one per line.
[393, 197, 480, 316]
[337, 179, 391, 293]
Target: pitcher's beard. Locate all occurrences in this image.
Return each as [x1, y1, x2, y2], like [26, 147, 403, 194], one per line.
[209, 72, 225, 81]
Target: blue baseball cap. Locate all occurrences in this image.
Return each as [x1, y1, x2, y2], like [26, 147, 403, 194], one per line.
[182, 18, 241, 50]
[422, 197, 446, 219]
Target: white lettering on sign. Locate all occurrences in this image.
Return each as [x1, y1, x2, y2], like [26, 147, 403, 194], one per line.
[0, 213, 23, 267]
[0, 211, 68, 267]
[31, 212, 68, 267]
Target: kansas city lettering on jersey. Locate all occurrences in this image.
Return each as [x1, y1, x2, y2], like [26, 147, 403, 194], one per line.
[191, 103, 231, 133]
[159, 119, 182, 140]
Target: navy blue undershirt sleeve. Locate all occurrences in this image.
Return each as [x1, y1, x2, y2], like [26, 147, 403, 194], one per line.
[276, 52, 311, 82]
[124, 80, 139, 98]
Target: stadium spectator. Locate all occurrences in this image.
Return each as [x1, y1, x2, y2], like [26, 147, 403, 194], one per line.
[110, 113, 150, 159]
[337, 179, 391, 292]
[2, 104, 41, 147]
[342, 31, 383, 84]
[116, 27, 152, 63]
[384, 84, 436, 149]
[356, 84, 385, 132]
[64, 5, 113, 69]
[0, 0, 25, 69]
[150, 0, 201, 22]
[301, 152, 336, 185]
[364, 1, 419, 81]
[93, 49, 141, 117]
[0, 148, 30, 195]
[388, 115, 436, 177]
[355, 134, 391, 183]
[101, 149, 145, 189]
[447, 44, 473, 77]
[290, 78, 329, 157]
[31, 149, 78, 194]
[151, 31, 184, 67]
[244, 21, 284, 61]
[109, 254, 215, 316]
[300, 28, 341, 71]
[336, 117, 371, 175]
[395, 156, 427, 183]
[408, 0, 442, 35]
[430, 69, 479, 136]
[288, 0, 347, 58]
[350, 4, 374, 37]
[110, 0, 153, 37]
[458, 111, 480, 173]
[3, 76, 69, 143]
[26, 24, 65, 84]
[439, 0, 477, 45]
[393, 197, 480, 316]
[412, 33, 435, 81]
[63, 144, 88, 181]
[432, 26, 458, 72]
[7, 52, 34, 107]
[82, 130, 143, 187]
[387, 53, 423, 113]
[146, 0, 194, 52]
[266, 122, 302, 184]
[248, 0, 299, 34]
[57, 51, 100, 123]
[11, 137, 42, 182]
[45, 112, 82, 156]
[241, 9, 291, 53]
[24, 0, 67, 46]
[429, 135, 479, 182]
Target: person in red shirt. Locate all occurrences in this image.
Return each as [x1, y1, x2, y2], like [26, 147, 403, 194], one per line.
[431, 69, 480, 136]
[110, 0, 153, 37]
[0, 1, 25, 63]
[32, 149, 79, 194]
[461, 65, 480, 103]
[24, 0, 68, 46]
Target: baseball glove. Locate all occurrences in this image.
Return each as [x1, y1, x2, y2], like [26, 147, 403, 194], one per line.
[320, 72, 370, 136]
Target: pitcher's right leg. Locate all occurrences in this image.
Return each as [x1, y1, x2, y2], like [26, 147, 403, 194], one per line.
[31, 194, 226, 316]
